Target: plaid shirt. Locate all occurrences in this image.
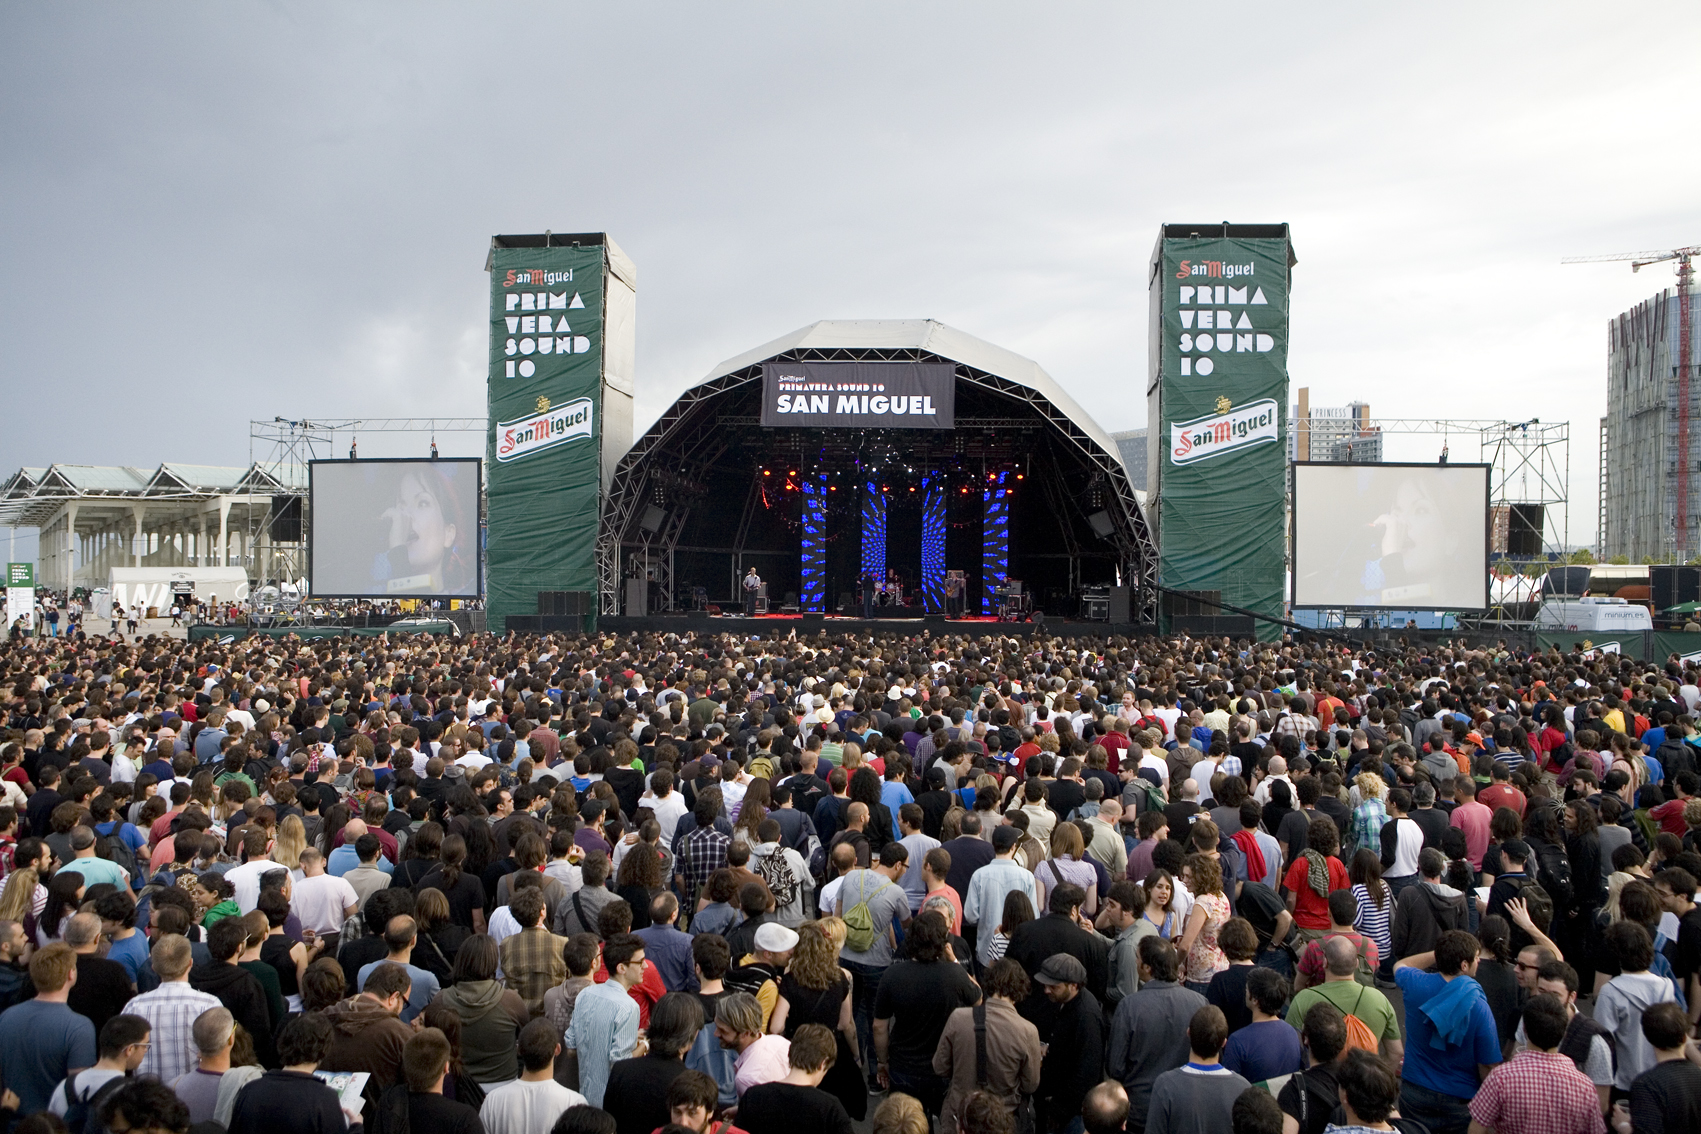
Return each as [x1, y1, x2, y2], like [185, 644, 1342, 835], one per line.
[679, 823, 730, 898]
[1468, 1049, 1606, 1134]
[500, 926, 568, 1017]
[128, 980, 224, 1083]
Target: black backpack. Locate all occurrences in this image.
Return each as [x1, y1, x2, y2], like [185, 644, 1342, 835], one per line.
[59, 1071, 127, 1134]
[1533, 840, 1574, 917]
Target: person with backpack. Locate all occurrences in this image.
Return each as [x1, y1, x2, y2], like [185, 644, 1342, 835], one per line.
[1392, 929, 1504, 1134]
[748, 818, 813, 928]
[1285, 935, 1403, 1065]
[1292, 890, 1379, 992]
[1276, 1001, 1350, 1134]
[833, 841, 911, 1092]
[48, 1012, 151, 1134]
[1392, 847, 1467, 962]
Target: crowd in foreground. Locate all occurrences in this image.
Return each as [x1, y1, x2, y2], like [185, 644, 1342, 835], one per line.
[0, 625, 1698, 1134]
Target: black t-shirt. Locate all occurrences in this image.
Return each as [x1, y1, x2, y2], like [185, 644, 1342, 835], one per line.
[1206, 964, 1254, 1033]
[1631, 1058, 1701, 1134]
[871, 959, 981, 1075]
[1674, 906, 1701, 981]
[1048, 780, 1086, 820]
[1277, 807, 1320, 859]
[604, 1055, 690, 1134]
[404, 1090, 484, 1134]
[415, 867, 487, 930]
[738, 1082, 854, 1134]
[68, 954, 134, 1033]
[1277, 1064, 1339, 1134]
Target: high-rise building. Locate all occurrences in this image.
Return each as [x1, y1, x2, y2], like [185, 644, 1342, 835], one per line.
[1601, 285, 1700, 562]
[1289, 388, 1381, 463]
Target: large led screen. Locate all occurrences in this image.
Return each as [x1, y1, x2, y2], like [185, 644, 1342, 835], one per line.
[1292, 462, 1489, 609]
[310, 459, 481, 598]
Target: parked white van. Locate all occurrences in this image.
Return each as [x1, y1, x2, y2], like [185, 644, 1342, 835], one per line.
[1532, 596, 1653, 633]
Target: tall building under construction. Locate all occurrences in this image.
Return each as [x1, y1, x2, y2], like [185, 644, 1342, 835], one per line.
[1601, 284, 1700, 562]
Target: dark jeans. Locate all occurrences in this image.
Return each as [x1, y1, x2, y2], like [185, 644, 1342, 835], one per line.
[843, 958, 887, 1087]
[888, 1068, 946, 1116]
[1254, 947, 1294, 979]
[1399, 1079, 1474, 1134]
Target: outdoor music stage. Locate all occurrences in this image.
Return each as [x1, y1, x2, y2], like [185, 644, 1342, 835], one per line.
[597, 320, 1158, 624]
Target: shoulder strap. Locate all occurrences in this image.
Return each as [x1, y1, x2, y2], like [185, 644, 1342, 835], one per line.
[1352, 982, 1366, 1016]
[973, 1002, 989, 1088]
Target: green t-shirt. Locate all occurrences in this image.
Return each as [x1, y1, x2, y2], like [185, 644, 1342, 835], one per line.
[1286, 978, 1403, 1043]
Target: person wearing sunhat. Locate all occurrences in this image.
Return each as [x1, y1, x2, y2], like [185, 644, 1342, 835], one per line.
[1035, 953, 1104, 1134]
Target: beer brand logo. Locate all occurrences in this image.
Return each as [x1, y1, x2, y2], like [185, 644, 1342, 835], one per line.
[495, 397, 594, 463]
[1169, 398, 1279, 465]
[1214, 396, 1232, 414]
[502, 268, 575, 287]
[1175, 259, 1255, 279]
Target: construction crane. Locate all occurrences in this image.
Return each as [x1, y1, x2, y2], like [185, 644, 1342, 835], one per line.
[1563, 245, 1699, 557]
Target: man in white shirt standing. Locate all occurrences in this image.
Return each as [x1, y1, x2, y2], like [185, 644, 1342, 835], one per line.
[640, 769, 688, 846]
[480, 1018, 586, 1134]
[288, 848, 359, 949]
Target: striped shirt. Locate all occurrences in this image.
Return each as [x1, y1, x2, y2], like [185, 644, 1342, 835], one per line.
[1351, 882, 1393, 960]
[128, 980, 224, 1084]
[563, 980, 639, 1108]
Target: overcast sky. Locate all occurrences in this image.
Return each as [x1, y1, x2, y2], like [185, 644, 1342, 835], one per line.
[4, 2, 1697, 564]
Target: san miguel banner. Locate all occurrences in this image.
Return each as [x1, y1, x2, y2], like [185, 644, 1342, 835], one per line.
[1148, 224, 1293, 639]
[486, 244, 605, 631]
[759, 362, 955, 428]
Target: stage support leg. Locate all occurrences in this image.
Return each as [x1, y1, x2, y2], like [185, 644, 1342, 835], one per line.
[922, 474, 946, 613]
[982, 471, 1010, 614]
[801, 472, 828, 612]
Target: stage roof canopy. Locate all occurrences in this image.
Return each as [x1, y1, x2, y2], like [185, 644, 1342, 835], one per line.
[599, 318, 1157, 620]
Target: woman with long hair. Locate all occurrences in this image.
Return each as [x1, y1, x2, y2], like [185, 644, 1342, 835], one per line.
[391, 821, 443, 891]
[1139, 869, 1178, 937]
[986, 889, 1035, 965]
[1349, 772, 1388, 857]
[731, 777, 770, 832]
[1177, 854, 1229, 992]
[416, 833, 486, 933]
[615, 820, 666, 930]
[1349, 848, 1393, 974]
[35, 872, 83, 946]
[412, 887, 470, 987]
[0, 866, 38, 925]
[316, 802, 351, 856]
[847, 767, 892, 846]
[1479, 807, 1524, 889]
[271, 814, 307, 873]
[1474, 914, 1523, 1055]
[1562, 796, 1604, 985]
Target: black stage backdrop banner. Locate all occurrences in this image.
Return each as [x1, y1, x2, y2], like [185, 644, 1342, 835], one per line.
[760, 362, 955, 429]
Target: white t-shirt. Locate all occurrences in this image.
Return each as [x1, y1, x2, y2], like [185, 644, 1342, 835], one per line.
[224, 858, 280, 914]
[49, 1068, 126, 1118]
[289, 872, 359, 934]
[479, 1077, 587, 1134]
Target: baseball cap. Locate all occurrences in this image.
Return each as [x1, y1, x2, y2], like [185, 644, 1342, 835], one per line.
[754, 923, 800, 953]
[1034, 954, 1088, 986]
[992, 826, 1021, 852]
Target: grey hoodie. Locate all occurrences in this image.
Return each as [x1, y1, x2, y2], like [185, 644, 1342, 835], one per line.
[1598, 970, 1675, 1088]
[1390, 878, 1464, 960]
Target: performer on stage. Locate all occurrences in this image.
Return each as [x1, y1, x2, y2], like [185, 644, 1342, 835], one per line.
[861, 571, 877, 618]
[944, 571, 963, 617]
[743, 567, 761, 616]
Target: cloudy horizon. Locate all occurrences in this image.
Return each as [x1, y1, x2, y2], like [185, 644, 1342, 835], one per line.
[4, 2, 1697, 564]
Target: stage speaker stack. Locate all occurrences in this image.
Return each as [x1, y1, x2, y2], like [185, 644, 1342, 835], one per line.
[536, 591, 592, 616]
[1109, 585, 1131, 623]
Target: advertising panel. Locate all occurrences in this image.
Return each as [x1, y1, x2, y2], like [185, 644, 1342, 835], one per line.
[486, 244, 606, 629]
[1148, 226, 1294, 638]
[759, 362, 955, 429]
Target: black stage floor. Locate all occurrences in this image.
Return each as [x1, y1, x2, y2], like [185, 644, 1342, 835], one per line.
[510, 613, 1155, 637]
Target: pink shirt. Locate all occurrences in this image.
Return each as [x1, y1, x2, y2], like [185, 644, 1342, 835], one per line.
[1449, 800, 1493, 869]
[733, 1034, 792, 1095]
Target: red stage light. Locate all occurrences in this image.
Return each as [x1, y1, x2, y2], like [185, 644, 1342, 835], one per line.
[762, 470, 770, 476]
[909, 486, 916, 492]
[1016, 474, 1024, 480]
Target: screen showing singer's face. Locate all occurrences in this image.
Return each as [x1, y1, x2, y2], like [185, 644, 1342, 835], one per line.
[310, 459, 480, 597]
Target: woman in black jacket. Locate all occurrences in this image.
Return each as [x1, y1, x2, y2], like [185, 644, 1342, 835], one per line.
[1563, 797, 1604, 989]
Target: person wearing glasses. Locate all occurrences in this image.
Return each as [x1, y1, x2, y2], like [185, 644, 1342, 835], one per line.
[48, 1012, 153, 1123]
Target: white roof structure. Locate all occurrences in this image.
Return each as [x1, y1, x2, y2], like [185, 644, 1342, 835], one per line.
[0, 462, 305, 593]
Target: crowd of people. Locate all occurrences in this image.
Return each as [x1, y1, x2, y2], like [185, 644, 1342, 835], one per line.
[0, 623, 1698, 1134]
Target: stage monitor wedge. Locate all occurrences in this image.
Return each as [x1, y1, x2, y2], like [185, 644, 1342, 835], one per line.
[1292, 462, 1490, 610]
[309, 458, 482, 599]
